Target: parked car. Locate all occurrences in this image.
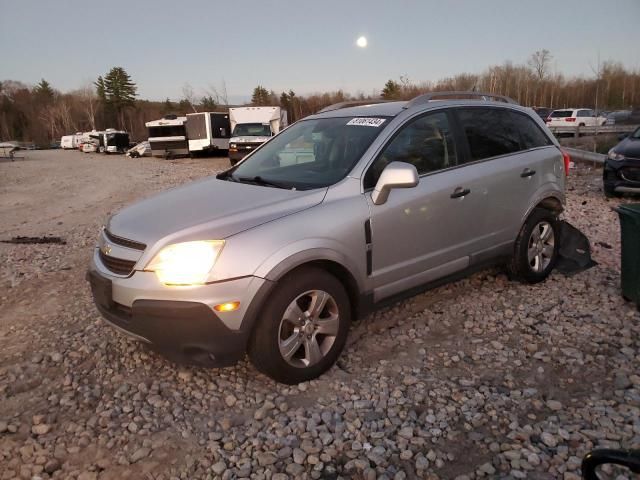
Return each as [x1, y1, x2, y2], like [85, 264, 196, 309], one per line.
[126, 141, 151, 158]
[82, 141, 98, 153]
[603, 126, 640, 197]
[87, 91, 568, 384]
[546, 108, 607, 127]
[533, 107, 553, 122]
[605, 109, 640, 126]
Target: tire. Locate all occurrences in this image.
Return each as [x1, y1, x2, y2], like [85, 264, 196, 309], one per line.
[247, 267, 351, 384]
[507, 208, 560, 284]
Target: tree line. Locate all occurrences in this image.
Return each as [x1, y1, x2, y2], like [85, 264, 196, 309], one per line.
[1, 51, 639, 145]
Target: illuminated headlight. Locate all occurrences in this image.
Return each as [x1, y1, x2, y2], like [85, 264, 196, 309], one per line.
[145, 240, 224, 285]
[229, 143, 237, 149]
[608, 150, 625, 161]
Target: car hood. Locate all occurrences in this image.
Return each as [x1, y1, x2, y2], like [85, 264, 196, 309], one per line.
[615, 137, 640, 159]
[107, 177, 326, 246]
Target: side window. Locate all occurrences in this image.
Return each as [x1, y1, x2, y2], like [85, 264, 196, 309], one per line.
[456, 108, 521, 162]
[363, 111, 457, 189]
[577, 110, 586, 117]
[508, 112, 553, 149]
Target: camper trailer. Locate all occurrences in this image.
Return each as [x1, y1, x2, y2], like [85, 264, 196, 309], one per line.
[185, 112, 231, 155]
[61, 132, 84, 149]
[228, 107, 288, 164]
[145, 115, 188, 158]
[60, 135, 76, 149]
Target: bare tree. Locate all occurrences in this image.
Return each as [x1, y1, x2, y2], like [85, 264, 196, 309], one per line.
[206, 79, 229, 107]
[79, 81, 98, 130]
[528, 49, 553, 81]
[181, 83, 198, 113]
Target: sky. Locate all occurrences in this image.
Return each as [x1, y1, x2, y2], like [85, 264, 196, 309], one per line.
[1, 0, 639, 103]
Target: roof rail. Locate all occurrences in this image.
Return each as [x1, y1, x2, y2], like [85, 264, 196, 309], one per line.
[404, 91, 518, 109]
[317, 100, 391, 114]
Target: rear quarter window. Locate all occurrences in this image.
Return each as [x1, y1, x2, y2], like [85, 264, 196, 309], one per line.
[508, 112, 553, 149]
[550, 110, 573, 118]
[455, 107, 521, 161]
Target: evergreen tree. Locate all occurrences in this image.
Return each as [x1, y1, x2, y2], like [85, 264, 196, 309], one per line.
[33, 78, 55, 103]
[178, 99, 191, 113]
[381, 79, 401, 100]
[97, 67, 137, 128]
[162, 98, 174, 114]
[95, 76, 107, 102]
[201, 95, 217, 111]
[251, 85, 270, 106]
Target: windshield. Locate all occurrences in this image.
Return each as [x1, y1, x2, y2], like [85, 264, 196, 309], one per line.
[632, 127, 640, 139]
[232, 123, 272, 137]
[227, 116, 390, 190]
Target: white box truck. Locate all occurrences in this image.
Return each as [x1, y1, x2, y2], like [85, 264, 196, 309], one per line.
[185, 112, 231, 156]
[145, 115, 188, 159]
[228, 106, 288, 164]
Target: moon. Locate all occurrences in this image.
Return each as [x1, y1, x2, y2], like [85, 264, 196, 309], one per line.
[356, 36, 368, 48]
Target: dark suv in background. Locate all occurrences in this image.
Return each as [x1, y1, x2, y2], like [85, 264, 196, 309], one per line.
[604, 127, 640, 197]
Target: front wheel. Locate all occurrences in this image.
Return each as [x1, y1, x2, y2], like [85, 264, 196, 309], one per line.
[507, 208, 560, 283]
[248, 267, 350, 384]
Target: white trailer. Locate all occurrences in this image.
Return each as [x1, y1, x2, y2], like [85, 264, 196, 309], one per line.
[145, 115, 188, 159]
[185, 112, 231, 155]
[60, 135, 76, 149]
[228, 106, 288, 164]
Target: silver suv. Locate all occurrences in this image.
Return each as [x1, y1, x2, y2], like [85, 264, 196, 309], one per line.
[88, 92, 568, 384]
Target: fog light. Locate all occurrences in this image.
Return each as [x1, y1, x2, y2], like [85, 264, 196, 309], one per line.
[214, 301, 240, 312]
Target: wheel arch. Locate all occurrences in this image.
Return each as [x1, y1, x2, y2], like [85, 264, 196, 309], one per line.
[521, 191, 564, 224]
[257, 247, 367, 322]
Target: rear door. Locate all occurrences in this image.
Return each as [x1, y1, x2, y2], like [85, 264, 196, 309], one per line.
[453, 107, 558, 247]
[365, 109, 490, 301]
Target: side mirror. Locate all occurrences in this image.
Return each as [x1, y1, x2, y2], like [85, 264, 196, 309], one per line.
[371, 161, 419, 205]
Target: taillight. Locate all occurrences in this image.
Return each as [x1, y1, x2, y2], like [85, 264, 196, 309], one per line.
[561, 149, 571, 176]
[565, 117, 576, 122]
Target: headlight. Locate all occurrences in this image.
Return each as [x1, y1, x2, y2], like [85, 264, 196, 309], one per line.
[608, 150, 625, 161]
[229, 143, 237, 149]
[145, 240, 224, 285]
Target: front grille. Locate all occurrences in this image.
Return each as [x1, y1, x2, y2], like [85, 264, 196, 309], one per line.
[621, 167, 640, 183]
[236, 143, 261, 150]
[104, 229, 146, 251]
[99, 250, 136, 276]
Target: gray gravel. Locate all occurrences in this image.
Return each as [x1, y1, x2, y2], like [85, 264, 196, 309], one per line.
[0, 152, 639, 479]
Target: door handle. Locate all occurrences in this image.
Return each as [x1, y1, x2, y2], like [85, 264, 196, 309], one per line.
[450, 187, 471, 199]
[521, 168, 536, 178]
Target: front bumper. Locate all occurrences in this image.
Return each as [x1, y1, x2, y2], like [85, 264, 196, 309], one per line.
[87, 252, 272, 367]
[603, 159, 640, 194]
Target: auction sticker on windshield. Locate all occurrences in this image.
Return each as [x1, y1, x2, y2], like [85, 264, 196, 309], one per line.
[346, 118, 386, 127]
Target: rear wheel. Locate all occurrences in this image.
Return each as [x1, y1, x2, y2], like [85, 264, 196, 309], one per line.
[507, 208, 560, 283]
[248, 267, 350, 384]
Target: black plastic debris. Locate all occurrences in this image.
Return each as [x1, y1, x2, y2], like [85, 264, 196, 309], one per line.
[555, 221, 597, 276]
[1, 236, 66, 245]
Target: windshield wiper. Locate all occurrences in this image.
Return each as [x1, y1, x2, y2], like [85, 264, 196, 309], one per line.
[234, 175, 291, 189]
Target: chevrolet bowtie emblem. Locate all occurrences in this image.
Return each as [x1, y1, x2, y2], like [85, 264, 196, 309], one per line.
[102, 244, 112, 255]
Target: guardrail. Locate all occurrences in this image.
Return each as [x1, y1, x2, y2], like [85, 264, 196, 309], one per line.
[564, 147, 605, 165]
[549, 124, 638, 136]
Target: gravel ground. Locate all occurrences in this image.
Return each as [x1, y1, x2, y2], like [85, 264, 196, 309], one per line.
[0, 150, 638, 480]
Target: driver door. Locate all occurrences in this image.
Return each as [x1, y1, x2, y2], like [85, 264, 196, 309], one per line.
[365, 110, 489, 302]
